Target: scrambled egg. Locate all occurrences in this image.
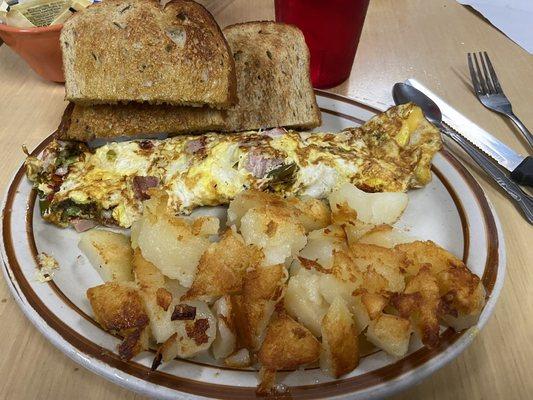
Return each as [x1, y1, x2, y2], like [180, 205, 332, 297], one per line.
[26, 103, 441, 228]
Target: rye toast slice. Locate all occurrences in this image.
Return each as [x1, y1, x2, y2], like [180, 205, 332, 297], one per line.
[58, 102, 226, 142]
[222, 21, 321, 131]
[61, 0, 236, 107]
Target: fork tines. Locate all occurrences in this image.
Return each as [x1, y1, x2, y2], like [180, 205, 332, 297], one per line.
[467, 52, 503, 95]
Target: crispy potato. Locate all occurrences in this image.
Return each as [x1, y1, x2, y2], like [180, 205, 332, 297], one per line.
[153, 300, 217, 362]
[391, 266, 441, 348]
[134, 191, 212, 287]
[329, 183, 408, 225]
[299, 225, 347, 269]
[350, 291, 388, 334]
[258, 314, 320, 392]
[228, 190, 329, 233]
[211, 295, 237, 360]
[395, 240, 462, 277]
[79, 230, 133, 282]
[320, 297, 359, 378]
[133, 250, 177, 343]
[366, 313, 412, 357]
[257, 367, 277, 396]
[395, 241, 486, 330]
[351, 295, 371, 333]
[236, 264, 288, 350]
[358, 225, 415, 248]
[437, 265, 486, 330]
[284, 267, 328, 337]
[329, 249, 364, 287]
[227, 190, 288, 227]
[184, 229, 259, 302]
[317, 273, 357, 309]
[86, 281, 149, 360]
[258, 314, 320, 370]
[331, 202, 375, 244]
[240, 205, 306, 266]
[191, 216, 220, 236]
[287, 196, 331, 232]
[224, 348, 251, 368]
[350, 243, 406, 293]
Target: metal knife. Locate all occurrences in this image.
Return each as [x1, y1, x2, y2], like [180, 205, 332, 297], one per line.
[405, 79, 533, 186]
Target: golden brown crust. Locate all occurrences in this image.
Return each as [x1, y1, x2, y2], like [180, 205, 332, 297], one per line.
[58, 102, 226, 142]
[258, 314, 320, 370]
[321, 298, 359, 378]
[222, 21, 321, 131]
[62, 0, 236, 107]
[86, 281, 149, 360]
[183, 229, 259, 300]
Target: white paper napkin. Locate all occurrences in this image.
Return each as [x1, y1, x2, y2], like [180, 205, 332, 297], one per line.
[457, 0, 533, 54]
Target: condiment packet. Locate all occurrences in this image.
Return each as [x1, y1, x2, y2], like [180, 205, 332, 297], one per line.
[1, 0, 92, 28]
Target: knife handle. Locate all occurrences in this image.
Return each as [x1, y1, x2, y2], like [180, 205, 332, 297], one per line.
[442, 126, 533, 224]
[510, 156, 533, 187]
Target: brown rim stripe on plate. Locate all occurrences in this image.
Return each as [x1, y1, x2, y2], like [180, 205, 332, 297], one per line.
[2, 99, 499, 399]
[320, 107, 366, 125]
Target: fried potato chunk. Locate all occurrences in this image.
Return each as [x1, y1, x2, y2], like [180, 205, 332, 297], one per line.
[224, 348, 251, 368]
[133, 191, 212, 287]
[358, 225, 415, 248]
[287, 196, 331, 232]
[299, 225, 347, 269]
[228, 190, 330, 233]
[284, 267, 329, 337]
[351, 243, 406, 293]
[366, 313, 412, 357]
[391, 266, 441, 348]
[320, 297, 359, 378]
[133, 249, 176, 343]
[152, 300, 217, 366]
[184, 229, 259, 302]
[211, 295, 237, 360]
[227, 190, 288, 228]
[437, 263, 486, 330]
[86, 281, 149, 360]
[240, 204, 306, 266]
[396, 240, 462, 277]
[79, 230, 133, 282]
[329, 183, 408, 225]
[235, 264, 288, 350]
[395, 240, 486, 329]
[257, 314, 320, 394]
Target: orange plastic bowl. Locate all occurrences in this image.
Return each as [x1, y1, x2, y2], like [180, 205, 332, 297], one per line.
[0, 23, 64, 82]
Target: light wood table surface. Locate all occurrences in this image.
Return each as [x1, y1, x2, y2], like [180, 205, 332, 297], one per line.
[1, 1, 532, 399]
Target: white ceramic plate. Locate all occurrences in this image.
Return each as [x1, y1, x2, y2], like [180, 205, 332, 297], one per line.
[1, 92, 505, 400]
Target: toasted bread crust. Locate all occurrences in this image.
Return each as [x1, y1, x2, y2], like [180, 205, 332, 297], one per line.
[61, 0, 236, 107]
[222, 21, 321, 131]
[58, 102, 226, 141]
[59, 20, 320, 141]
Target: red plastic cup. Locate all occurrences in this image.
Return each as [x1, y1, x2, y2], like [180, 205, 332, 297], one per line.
[275, 0, 369, 89]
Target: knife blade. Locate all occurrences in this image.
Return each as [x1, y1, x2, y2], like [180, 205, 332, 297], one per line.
[405, 78, 525, 171]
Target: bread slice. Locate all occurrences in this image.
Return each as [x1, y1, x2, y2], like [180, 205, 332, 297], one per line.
[59, 21, 321, 141]
[57, 102, 226, 142]
[222, 21, 320, 131]
[61, 0, 236, 107]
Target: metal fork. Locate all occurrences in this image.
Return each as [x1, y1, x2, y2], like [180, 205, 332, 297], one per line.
[467, 51, 533, 150]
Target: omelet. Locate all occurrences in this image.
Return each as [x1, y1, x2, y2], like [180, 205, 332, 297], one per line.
[25, 103, 441, 229]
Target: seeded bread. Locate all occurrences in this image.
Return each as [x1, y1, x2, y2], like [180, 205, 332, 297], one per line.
[61, 0, 236, 107]
[57, 102, 226, 142]
[222, 21, 321, 131]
